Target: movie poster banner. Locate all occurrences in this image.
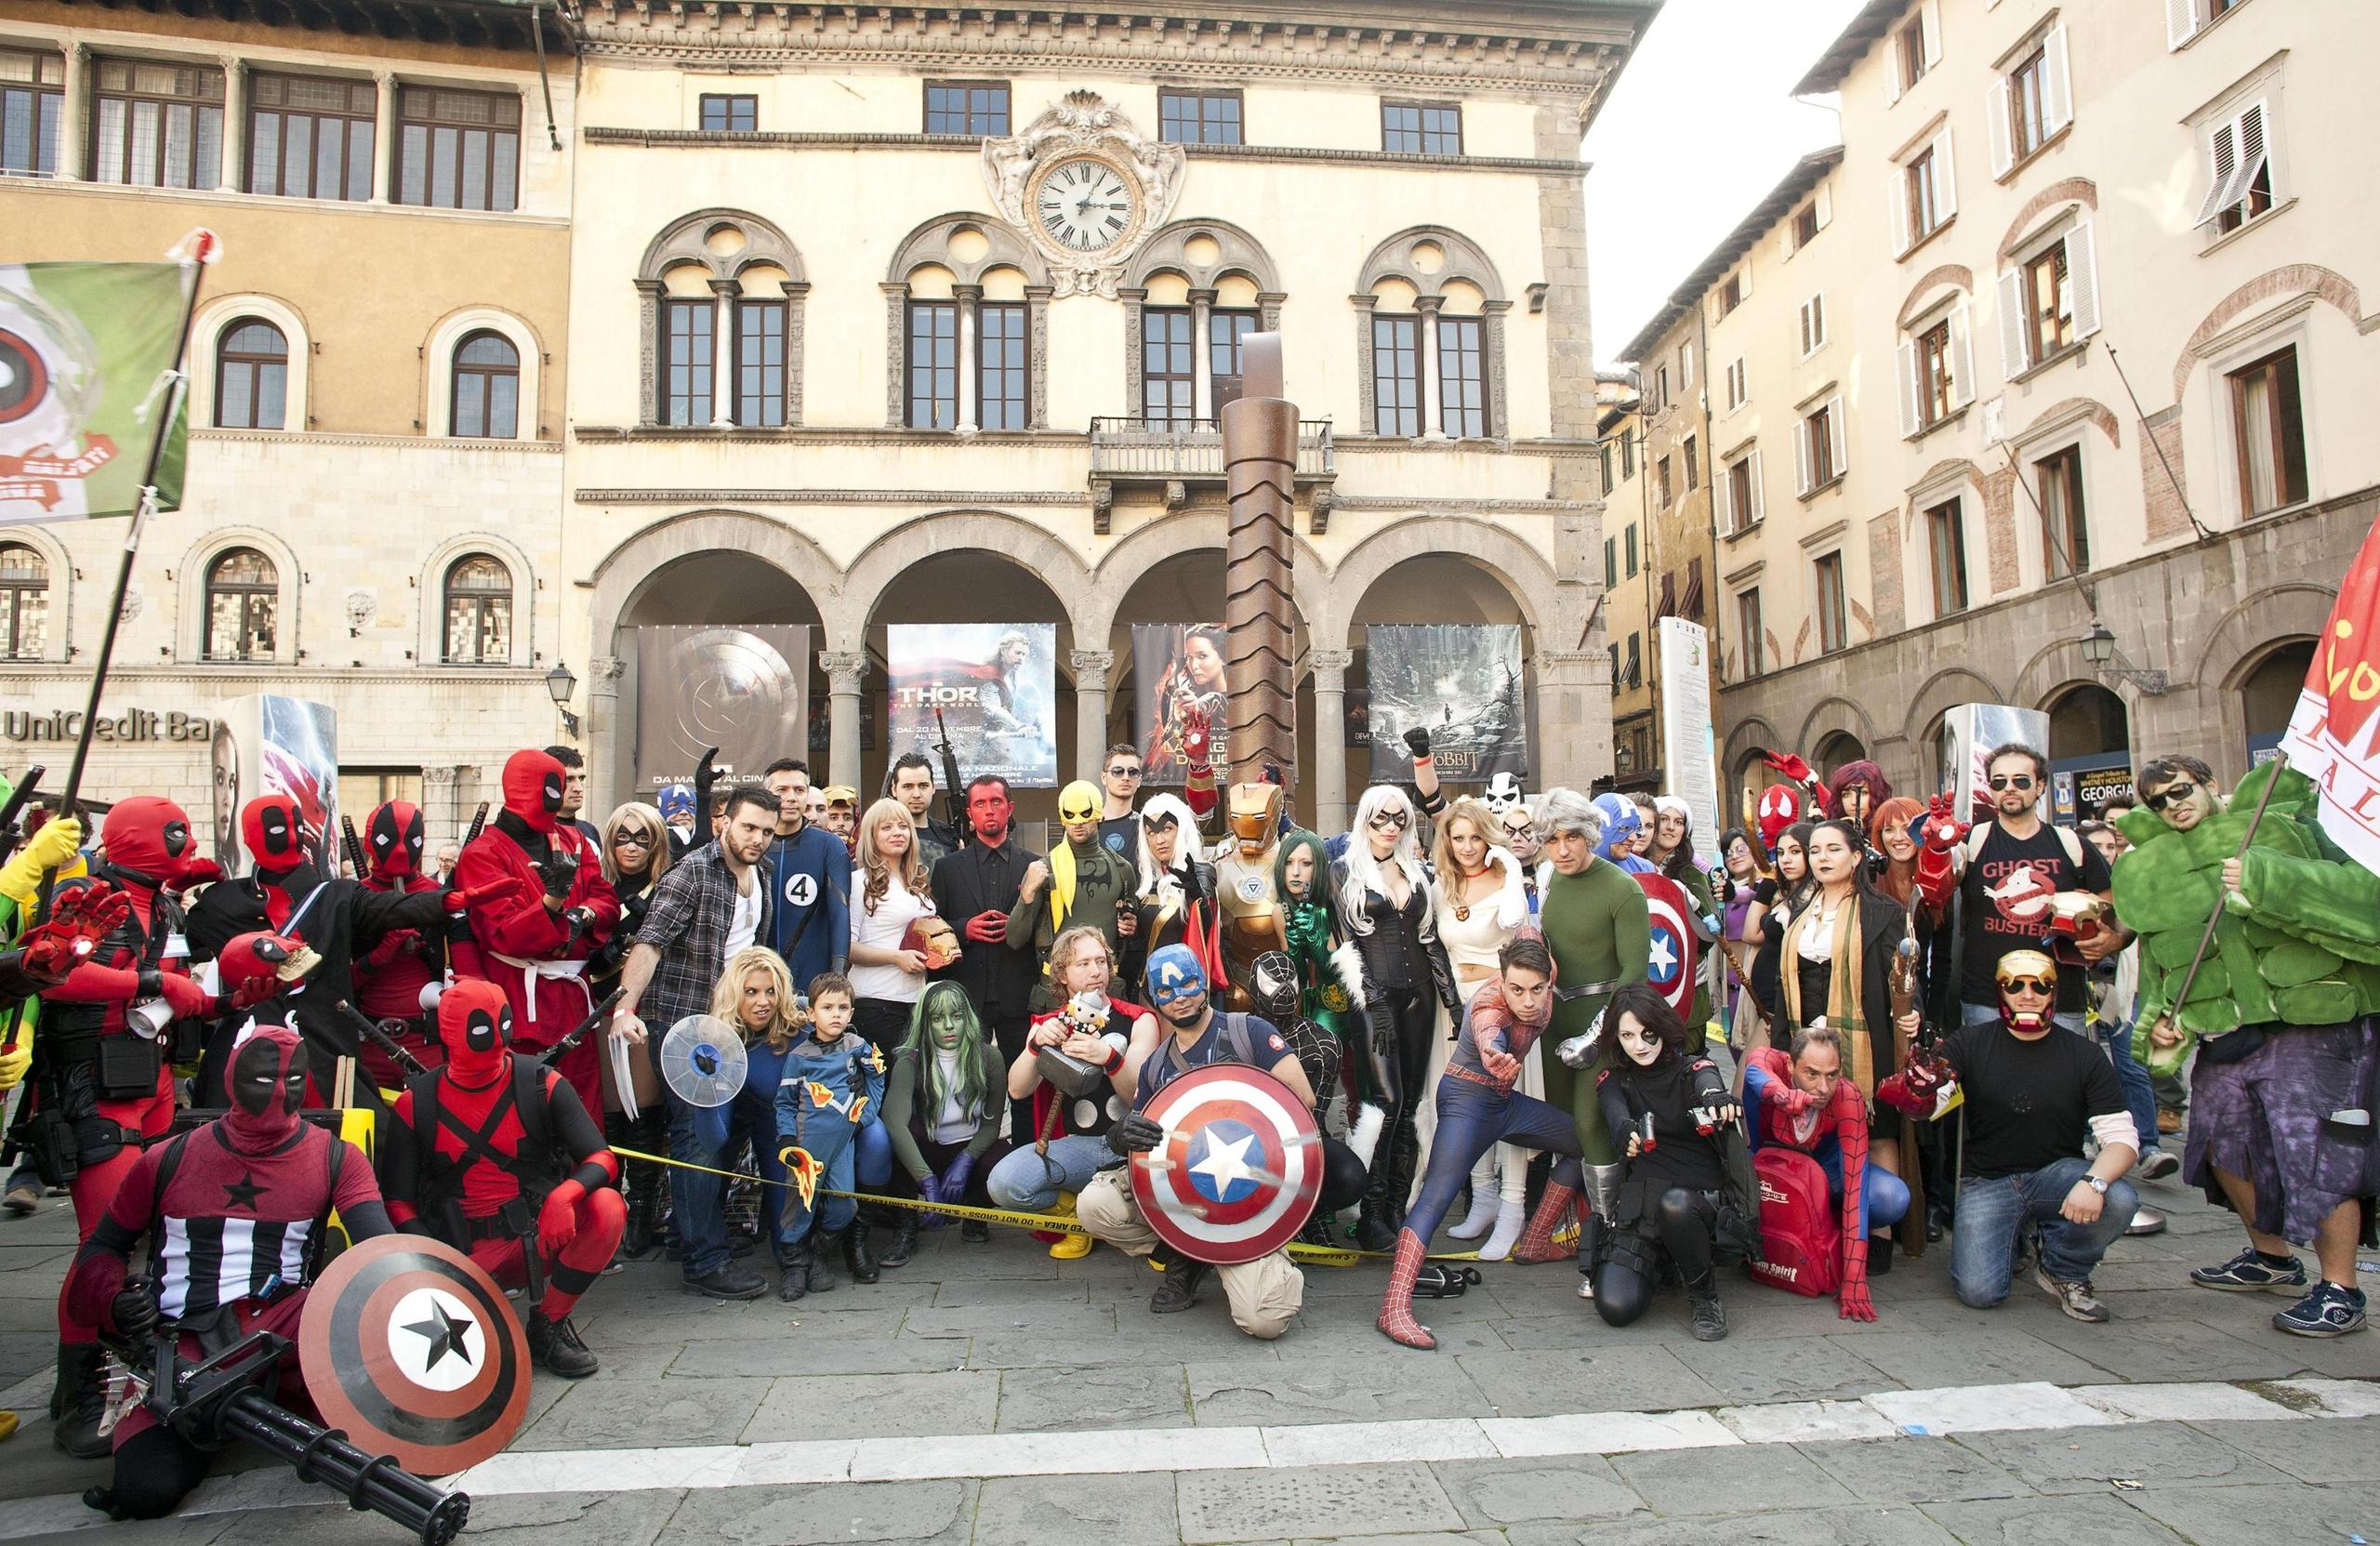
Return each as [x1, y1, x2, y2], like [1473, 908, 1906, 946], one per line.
[1938, 703, 2052, 823]
[889, 624, 1057, 788]
[1133, 623, 1228, 785]
[210, 695, 339, 872]
[632, 625, 811, 795]
[1365, 625, 1527, 784]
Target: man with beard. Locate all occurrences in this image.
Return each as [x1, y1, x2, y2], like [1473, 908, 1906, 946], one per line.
[64, 1024, 390, 1519]
[888, 754, 959, 871]
[1081, 945, 1311, 1339]
[932, 775, 1042, 1138]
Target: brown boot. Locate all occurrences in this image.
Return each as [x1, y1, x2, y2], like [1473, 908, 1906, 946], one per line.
[1508, 1183, 1580, 1263]
[1376, 1230, 1437, 1350]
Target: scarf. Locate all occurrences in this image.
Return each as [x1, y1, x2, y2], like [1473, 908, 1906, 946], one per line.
[1778, 890, 1872, 1092]
[1046, 837, 1094, 932]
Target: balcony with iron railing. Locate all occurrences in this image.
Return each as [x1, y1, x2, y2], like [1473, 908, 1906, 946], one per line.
[1087, 416, 1336, 532]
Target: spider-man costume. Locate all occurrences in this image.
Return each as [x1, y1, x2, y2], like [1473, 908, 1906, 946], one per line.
[42, 797, 219, 1458]
[63, 1024, 389, 1518]
[452, 751, 619, 1118]
[1742, 1045, 1909, 1321]
[353, 800, 481, 1088]
[384, 980, 621, 1378]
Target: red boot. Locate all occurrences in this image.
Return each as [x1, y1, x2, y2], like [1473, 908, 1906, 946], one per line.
[1377, 1230, 1436, 1350]
[1508, 1183, 1580, 1264]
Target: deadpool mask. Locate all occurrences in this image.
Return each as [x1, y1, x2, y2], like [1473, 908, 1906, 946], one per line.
[966, 784, 1013, 845]
[436, 979, 515, 1082]
[241, 793, 307, 876]
[99, 796, 199, 888]
[225, 1024, 310, 1144]
[502, 748, 568, 836]
[218, 931, 321, 1011]
[366, 799, 426, 879]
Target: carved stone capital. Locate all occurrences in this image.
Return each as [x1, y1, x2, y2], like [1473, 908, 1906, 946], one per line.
[818, 650, 870, 693]
[1309, 648, 1355, 693]
[1069, 649, 1116, 692]
[592, 654, 627, 681]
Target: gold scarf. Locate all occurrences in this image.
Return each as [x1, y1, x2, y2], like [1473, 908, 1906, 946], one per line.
[1779, 893, 1872, 1092]
[1047, 839, 1080, 932]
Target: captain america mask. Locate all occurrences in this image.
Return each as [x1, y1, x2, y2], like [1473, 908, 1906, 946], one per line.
[1144, 944, 1209, 1024]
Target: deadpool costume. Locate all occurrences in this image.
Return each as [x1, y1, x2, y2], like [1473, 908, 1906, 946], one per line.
[63, 1024, 390, 1518]
[41, 797, 219, 1458]
[353, 800, 480, 1088]
[453, 752, 619, 1118]
[385, 980, 622, 1378]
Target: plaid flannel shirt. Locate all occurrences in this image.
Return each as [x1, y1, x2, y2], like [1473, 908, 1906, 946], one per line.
[634, 841, 774, 1034]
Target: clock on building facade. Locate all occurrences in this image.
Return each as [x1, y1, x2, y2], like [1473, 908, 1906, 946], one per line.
[983, 90, 1184, 297]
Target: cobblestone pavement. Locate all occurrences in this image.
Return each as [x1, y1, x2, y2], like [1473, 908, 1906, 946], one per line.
[2, 1168, 2375, 1544]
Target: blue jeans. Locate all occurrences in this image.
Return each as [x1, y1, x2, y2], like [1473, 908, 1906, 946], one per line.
[986, 1135, 1113, 1210]
[1950, 1156, 2137, 1305]
[1961, 1001, 2158, 1154]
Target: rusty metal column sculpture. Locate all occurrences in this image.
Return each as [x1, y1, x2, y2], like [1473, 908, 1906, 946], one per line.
[1220, 333, 1298, 786]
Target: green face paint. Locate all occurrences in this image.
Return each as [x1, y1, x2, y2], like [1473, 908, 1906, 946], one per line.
[928, 992, 968, 1050]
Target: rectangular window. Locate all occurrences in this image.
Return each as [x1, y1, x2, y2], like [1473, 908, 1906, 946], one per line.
[1916, 318, 1953, 428]
[1623, 522, 1639, 577]
[1652, 364, 1669, 413]
[1209, 308, 1257, 413]
[247, 73, 375, 202]
[395, 86, 519, 211]
[1142, 306, 1195, 427]
[924, 80, 1008, 136]
[1620, 435, 1635, 480]
[1815, 553, 1847, 654]
[91, 57, 223, 189]
[2007, 45, 2050, 163]
[1381, 99, 1461, 156]
[1683, 434, 1699, 491]
[1793, 203, 1820, 248]
[733, 299, 785, 429]
[1800, 293, 1826, 356]
[1905, 147, 1940, 243]
[1656, 456, 1673, 509]
[662, 298, 714, 427]
[1603, 536, 1616, 588]
[1726, 454, 1759, 534]
[1598, 443, 1614, 496]
[1371, 314, 1421, 436]
[1739, 588, 1765, 676]
[0, 47, 64, 176]
[1805, 401, 1839, 487]
[1437, 314, 1485, 438]
[1625, 632, 1641, 688]
[1717, 273, 1743, 317]
[977, 300, 1027, 430]
[2196, 100, 2274, 234]
[1897, 14, 1929, 92]
[906, 300, 958, 429]
[1925, 497, 1970, 615]
[1157, 89, 1242, 146]
[1724, 358, 1747, 411]
[699, 93, 758, 132]
[2025, 241, 2072, 366]
[2228, 344, 2307, 515]
[2036, 445, 2089, 578]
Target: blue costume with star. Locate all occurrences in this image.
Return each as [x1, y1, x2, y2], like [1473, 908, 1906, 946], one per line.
[764, 825, 853, 987]
[774, 1033, 889, 1240]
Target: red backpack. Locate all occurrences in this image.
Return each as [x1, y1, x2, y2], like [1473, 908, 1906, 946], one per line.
[1749, 1147, 1839, 1298]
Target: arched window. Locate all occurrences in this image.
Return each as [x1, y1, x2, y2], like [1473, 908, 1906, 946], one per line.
[1355, 228, 1509, 441]
[214, 318, 287, 429]
[204, 547, 277, 661]
[450, 330, 519, 438]
[443, 553, 512, 664]
[0, 542, 47, 660]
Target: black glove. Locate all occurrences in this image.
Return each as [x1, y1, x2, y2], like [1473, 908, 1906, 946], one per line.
[1108, 1112, 1165, 1156]
[537, 852, 579, 902]
[1753, 878, 1779, 907]
[137, 969, 165, 1000]
[111, 1281, 160, 1339]
[1403, 727, 1432, 760]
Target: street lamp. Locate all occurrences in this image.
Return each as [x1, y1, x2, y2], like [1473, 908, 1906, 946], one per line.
[546, 660, 581, 737]
[2081, 621, 2117, 667]
[2079, 620, 2167, 694]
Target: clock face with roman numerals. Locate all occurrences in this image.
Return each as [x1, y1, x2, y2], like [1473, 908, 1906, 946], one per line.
[1031, 156, 1138, 256]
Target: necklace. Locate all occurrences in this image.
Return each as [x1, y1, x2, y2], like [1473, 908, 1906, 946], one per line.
[1453, 863, 1489, 922]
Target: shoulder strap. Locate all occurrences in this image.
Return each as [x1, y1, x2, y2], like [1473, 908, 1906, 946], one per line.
[517, 1058, 555, 1160]
[2055, 824, 2083, 866]
[149, 1131, 192, 1221]
[1964, 824, 1990, 864]
[1218, 1012, 1257, 1067]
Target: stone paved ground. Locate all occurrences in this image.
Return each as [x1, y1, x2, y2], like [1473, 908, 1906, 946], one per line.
[2, 1166, 2376, 1544]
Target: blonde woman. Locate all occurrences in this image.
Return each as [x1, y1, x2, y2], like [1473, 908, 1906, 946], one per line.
[848, 797, 938, 1051]
[705, 946, 809, 1279]
[1426, 797, 1535, 1258]
[592, 800, 671, 1258]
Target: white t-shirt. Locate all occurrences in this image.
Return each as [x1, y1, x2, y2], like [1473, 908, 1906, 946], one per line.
[850, 872, 933, 1003]
[723, 872, 762, 961]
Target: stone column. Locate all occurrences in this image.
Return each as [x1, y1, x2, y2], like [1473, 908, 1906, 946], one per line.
[421, 764, 463, 851]
[371, 71, 398, 203]
[1071, 649, 1114, 783]
[1534, 648, 1609, 792]
[954, 284, 981, 431]
[821, 650, 868, 790]
[217, 57, 245, 192]
[1310, 648, 1354, 834]
[1189, 287, 1214, 422]
[709, 278, 738, 428]
[589, 654, 627, 803]
[1415, 295, 1446, 439]
[60, 44, 88, 181]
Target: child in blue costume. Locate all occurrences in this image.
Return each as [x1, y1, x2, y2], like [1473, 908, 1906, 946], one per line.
[775, 972, 891, 1301]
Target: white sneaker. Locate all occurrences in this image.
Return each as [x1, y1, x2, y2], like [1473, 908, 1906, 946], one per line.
[1478, 1200, 1527, 1262]
[1576, 1275, 1595, 1301]
[2137, 1151, 2180, 1182]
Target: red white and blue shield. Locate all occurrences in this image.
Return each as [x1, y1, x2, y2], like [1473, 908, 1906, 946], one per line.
[1129, 1064, 1320, 1265]
[1633, 873, 1699, 1017]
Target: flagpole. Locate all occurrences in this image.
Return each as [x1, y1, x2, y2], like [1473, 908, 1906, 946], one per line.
[56, 230, 218, 816]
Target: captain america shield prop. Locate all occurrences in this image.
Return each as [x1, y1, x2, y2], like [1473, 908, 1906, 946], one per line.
[1129, 1064, 1320, 1265]
[1633, 872, 1699, 1018]
[298, 1232, 530, 1475]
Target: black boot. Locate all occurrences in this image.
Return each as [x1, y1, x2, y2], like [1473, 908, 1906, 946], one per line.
[1686, 1274, 1729, 1341]
[50, 1342, 111, 1459]
[1149, 1246, 1211, 1313]
[1354, 1144, 1401, 1252]
[1870, 1235, 1897, 1276]
[841, 1224, 880, 1285]
[527, 1311, 600, 1377]
[777, 1239, 813, 1302]
[878, 1212, 919, 1269]
[806, 1231, 840, 1294]
[1386, 1122, 1423, 1234]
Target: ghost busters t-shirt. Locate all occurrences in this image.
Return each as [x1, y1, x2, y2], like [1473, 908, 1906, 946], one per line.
[1957, 821, 2111, 1013]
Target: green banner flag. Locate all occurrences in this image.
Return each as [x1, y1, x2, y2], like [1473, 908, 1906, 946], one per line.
[0, 260, 191, 522]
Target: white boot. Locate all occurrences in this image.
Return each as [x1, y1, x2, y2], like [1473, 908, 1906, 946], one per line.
[1447, 1154, 1502, 1239]
[1478, 1198, 1527, 1261]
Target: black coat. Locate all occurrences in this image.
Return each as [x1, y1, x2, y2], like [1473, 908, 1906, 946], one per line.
[931, 838, 1044, 1024]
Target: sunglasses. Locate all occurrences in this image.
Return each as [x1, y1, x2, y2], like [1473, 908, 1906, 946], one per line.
[1998, 975, 2055, 996]
[1106, 765, 1144, 779]
[1988, 774, 2037, 791]
[2145, 782, 2200, 812]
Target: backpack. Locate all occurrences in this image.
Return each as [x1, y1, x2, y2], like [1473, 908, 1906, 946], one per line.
[1748, 1146, 1838, 1298]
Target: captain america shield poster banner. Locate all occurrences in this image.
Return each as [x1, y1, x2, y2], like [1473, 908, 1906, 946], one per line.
[631, 625, 811, 796]
[888, 623, 1057, 788]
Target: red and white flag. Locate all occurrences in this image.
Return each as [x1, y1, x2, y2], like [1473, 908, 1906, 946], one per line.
[2281, 512, 2380, 873]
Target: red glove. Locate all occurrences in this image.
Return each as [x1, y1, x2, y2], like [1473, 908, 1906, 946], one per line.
[1919, 792, 1966, 855]
[158, 971, 214, 1021]
[1180, 706, 1210, 770]
[1761, 1079, 1815, 1118]
[17, 885, 130, 983]
[1876, 1054, 1951, 1118]
[446, 876, 526, 912]
[537, 1178, 584, 1257]
[963, 910, 1007, 945]
[174, 858, 224, 890]
[1839, 1276, 1876, 1321]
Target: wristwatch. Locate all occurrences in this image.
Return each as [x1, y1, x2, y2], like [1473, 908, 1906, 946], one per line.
[2084, 1175, 2109, 1196]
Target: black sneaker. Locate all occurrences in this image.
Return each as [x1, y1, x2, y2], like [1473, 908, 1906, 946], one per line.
[684, 1262, 767, 1301]
[2273, 1283, 2368, 1338]
[2190, 1247, 2307, 1293]
[961, 1219, 989, 1244]
[528, 1312, 600, 1377]
[1687, 1288, 1728, 1341]
[1149, 1249, 1211, 1314]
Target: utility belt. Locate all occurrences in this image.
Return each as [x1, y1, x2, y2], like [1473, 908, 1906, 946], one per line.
[1554, 977, 1620, 1003]
[40, 1026, 165, 1101]
[1443, 1063, 1510, 1093]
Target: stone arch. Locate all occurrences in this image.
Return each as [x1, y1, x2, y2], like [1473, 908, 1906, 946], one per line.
[842, 510, 1094, 643]
[635, 212, 808, 429]
[175, 525, 302, 666]
[2012, 629, 2116, 710]
[1721, 717, 1786, 803]
[1896, 264, 1973, 330]
[880, 215, 1051, 429]
[1900, 665, 2007, 751]
[1357, 225, 1507, 304]
[1997, 178, 2097, 258]
[1355, 226, 1512, 439]
[2015, 397, 2121, 449]
[638, 207, 807, 285]
[0, 522, 72, 664]
[587, 509, 846, 656]
[1796, 697, 1880, 763]
[1125, 217, 1282, 297]
[885, 212, 1049, 289]
[1315, 515, 1555, 651]
[2190, 582, 2337, 696]
[423, 305, 546, 443]
[1082, 510, 1320, 647]
[417, 530, 538, 670]
[2172, 265, 2365, 400]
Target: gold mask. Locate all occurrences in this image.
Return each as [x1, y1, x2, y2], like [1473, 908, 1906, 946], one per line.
[1058, 780, 1101, 826]
[1227, 782, 1283, 856]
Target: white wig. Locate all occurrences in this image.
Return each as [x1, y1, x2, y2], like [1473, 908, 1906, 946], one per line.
[1135, 792, 1199, 899]
[1340, 784, 1430, 936]
[1535, 786, 1606, 845]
